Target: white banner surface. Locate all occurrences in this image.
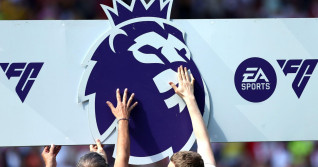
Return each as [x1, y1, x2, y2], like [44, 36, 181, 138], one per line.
[0, 19, 318, 148]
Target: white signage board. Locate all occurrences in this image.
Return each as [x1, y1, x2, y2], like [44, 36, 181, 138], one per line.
[0, 19, 318, 148]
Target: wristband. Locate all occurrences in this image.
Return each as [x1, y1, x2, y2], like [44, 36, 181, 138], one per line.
[117, 118, 129, 124]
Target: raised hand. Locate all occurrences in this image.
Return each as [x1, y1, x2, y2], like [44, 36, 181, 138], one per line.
[41, 144, 62, 167]
[106, 88, 138, 121]
[169, 66, 195, 103]
[90, 139, 107, 162]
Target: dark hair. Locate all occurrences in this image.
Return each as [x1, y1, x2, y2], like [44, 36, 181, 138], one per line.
[77, 152, 109, 167]
[170, 151, 204, 167]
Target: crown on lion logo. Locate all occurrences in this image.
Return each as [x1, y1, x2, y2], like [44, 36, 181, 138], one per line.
[101, 0, 173, 26]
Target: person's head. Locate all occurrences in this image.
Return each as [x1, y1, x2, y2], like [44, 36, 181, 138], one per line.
[77, 152, 109, 167]
[168, 151, 204, 167]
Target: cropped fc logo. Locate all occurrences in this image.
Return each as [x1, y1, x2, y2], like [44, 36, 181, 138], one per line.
[235, 57, 277, 103]
[277, 59, 318, 98]
[0, 63, 44, 102]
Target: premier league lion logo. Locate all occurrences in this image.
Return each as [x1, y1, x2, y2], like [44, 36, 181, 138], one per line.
[79, 0, 210, 164]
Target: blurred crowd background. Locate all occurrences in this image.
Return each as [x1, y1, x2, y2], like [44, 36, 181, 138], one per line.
[1, 0, 318, 19]
[1, 0, 318, 167]
[1, 142, 318, 167]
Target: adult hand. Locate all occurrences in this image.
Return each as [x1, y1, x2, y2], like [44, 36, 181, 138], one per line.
[41, 144, 61, 167]
[106, 88, 138, 120]
[107, 88, 137, 167]
[169, 66, 195, 103]
[90, 139, 108, 162]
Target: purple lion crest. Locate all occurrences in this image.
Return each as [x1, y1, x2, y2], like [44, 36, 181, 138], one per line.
[79, 0, 210, 164]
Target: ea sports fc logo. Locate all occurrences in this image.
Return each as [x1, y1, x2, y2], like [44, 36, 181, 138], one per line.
[0, 62, 44, 102]
[78, 0, 210, 164]
[234, 57, 277, 103]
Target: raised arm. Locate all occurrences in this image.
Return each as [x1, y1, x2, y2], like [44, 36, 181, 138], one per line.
[169, 66, 216, 165]
[106, 88, 138, 167]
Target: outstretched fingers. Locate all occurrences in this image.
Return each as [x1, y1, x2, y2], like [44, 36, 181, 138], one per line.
[106, 101, 116, 116]
[128, 102, 138, 112]
[122, 88, 128, 105]
[177, 66, 182, 82]
[127, 93, 135, 107]
[106, 101, 115, 110]
[190, 74, 195, 85]
[116, 88, 121, 104]
[180, 66, 186, 81]
[127, 92, 138, 112]
[184, 67, 190, 82]
[169, 82, 178, 92]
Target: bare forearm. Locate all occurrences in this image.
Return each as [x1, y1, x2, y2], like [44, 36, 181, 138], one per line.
[115, 120, 130, 167]
[185, 96, 210, 143]
[185, 96, 216, 165]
